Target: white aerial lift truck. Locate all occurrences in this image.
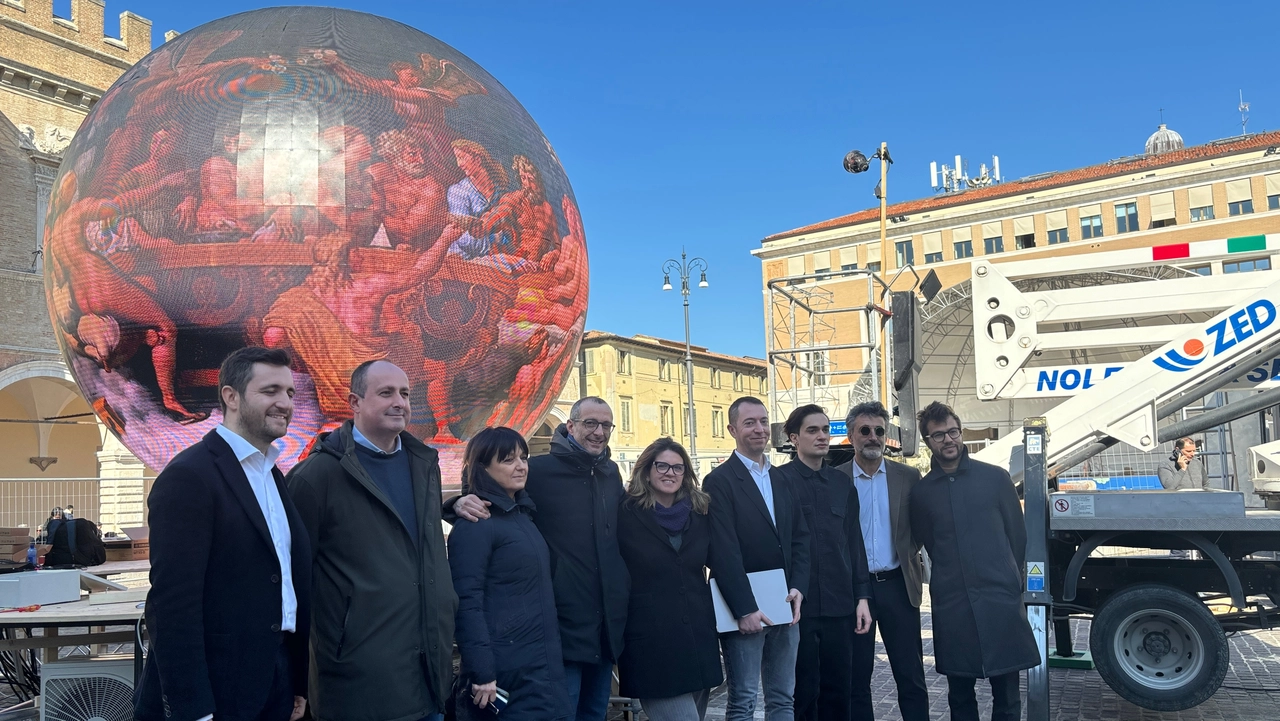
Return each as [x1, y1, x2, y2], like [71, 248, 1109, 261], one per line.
[967, 237, 1280, 713]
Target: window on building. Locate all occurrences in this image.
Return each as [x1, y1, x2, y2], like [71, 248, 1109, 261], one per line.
[1190, 205, 1214, 222]
[924, 252, 943, 263]
[813, 251, 832, 281]
[1150, 218, 1176, 229]
[617, 349, 632, 375]
[866, 261, 882, 272]
[809, 349, 829, 386]
[710, 369, 722, 389]
[838, 247, 858, 271]
[1114, 202, 1139, 233]
[895, 240, 914, 267]
[583, 350, 594, 374]
[984, 236, 1004, 254]
[620, 397, 633, 433]
[1224, 257, 1272, 274]
[1226, 179, 1253, 216]
[658, 359, 672, 382]
[1188, 265, 1212, 276]
[1269, 195, 1280, 211]
[682, 405, 696, 437]
[1015, 233, 1036, 249]
[1048, 228, 1069, 244]
[712, 407, 725, 438]
[953, 240, 973, 258]
[660, 403, 675, 436]
[1012, 217, 1034, 249]
[1080, 214, 1103, 239]
[733, 371, 743, 391]
[1149, 192, 1175, 229]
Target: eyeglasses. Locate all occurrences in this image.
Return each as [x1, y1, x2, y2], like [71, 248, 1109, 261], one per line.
[653, 461, 686, 476]
[857, 426, 886, 437]
[927, 428, 962, 443]
[574, 419, 614, 432]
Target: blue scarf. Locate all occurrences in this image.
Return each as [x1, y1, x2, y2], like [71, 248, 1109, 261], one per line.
[652, 496, 692, 535]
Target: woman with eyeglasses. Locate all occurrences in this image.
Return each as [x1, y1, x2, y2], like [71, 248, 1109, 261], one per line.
[616, 437, 723, 720]
[446, 427, 570, 720]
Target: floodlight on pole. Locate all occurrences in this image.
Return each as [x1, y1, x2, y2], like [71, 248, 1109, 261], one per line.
[844, 141, 894, 406]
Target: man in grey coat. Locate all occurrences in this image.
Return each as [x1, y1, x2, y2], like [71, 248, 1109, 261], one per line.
[287, 360, 457, 721]
[909, 401, 1039, 721]
[1157, 437, 1207, 490]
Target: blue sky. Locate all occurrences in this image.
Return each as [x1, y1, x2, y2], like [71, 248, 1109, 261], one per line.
[85, 0, 1280, 357]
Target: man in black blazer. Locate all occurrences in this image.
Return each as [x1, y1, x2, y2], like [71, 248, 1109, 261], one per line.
[704, 396, 810, 721]
[135, 347, 311, 721]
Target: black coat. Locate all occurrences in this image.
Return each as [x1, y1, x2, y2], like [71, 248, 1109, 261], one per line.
[135, 429, 311, 721]
[909, 449, 1040, 678]
[447, 473, 569, 720]
[523, 426, 631, 664]
[286, 422, 457, 721]
[616, 500, 723, 699]
[704, 453, 811, 620]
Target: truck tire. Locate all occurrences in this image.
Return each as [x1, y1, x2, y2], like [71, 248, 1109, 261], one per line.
[1090, 583, 1229, 711]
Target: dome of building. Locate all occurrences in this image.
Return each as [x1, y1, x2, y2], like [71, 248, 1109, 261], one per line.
[1146, 123, 1185, 155]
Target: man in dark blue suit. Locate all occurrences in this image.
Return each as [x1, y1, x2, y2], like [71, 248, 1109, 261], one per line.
[135, 347, 311, 721]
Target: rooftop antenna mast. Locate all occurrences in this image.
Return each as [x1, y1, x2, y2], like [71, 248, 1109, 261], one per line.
[1239, 90, 1251, 136]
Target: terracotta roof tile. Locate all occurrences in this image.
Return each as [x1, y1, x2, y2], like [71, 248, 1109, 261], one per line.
[582, 330, 767, 370]
[764, 131, 1280, 242]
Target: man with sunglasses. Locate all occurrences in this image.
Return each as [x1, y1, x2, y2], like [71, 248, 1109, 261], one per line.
[450, 396, 629, 721]
[834, 401, 929, 721]
[910, 401, 1039, 721]
[776, 404, 872, 721]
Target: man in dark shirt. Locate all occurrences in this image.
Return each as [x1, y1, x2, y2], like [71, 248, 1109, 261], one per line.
[778, 404, 871, 721]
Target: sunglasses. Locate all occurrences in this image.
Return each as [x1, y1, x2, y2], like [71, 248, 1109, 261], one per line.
[857, 426, 886, 437]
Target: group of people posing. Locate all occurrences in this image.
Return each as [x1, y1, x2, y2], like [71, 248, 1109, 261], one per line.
[135, 346, 1039, 721]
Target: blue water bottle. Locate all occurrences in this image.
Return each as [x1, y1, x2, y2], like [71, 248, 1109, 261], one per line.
[26, 539, 37, 568]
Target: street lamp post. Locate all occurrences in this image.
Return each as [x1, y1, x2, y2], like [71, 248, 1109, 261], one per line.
[844, 142, 894, 405]
[662, 251, 709, 468]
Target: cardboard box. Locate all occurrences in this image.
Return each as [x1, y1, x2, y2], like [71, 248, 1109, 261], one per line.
[104, 539, 149, 561]
[9, 545, 51, 563]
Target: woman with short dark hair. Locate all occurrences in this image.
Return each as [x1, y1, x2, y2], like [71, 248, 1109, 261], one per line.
[617, 437, 723, 720]
[447, 427, 569, 720]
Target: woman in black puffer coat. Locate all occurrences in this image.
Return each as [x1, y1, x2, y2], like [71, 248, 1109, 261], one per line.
[447, 427, 569, 721]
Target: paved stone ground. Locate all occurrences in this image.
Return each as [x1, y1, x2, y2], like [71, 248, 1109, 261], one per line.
[689, 589, 1280, 721]
[6, 594, 1280, 720]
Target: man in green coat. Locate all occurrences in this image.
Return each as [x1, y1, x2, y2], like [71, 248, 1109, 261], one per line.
[287, 360, 457, 721]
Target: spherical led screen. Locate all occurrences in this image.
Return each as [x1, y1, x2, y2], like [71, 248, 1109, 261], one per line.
[43, 7, 587, 475]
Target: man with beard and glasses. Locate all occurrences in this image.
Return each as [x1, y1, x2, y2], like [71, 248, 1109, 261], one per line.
[287, 360, 457, 721]
[833, 401, 929, 721]
[135, 347, 311, 721]
[910, 401, 1039, 721]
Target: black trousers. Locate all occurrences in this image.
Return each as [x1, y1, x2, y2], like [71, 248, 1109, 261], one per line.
[850, 569, 929, 721]
[795, 613, 855, 721]
[253, 641, 296, 721]
[946, 672, 1021, 721]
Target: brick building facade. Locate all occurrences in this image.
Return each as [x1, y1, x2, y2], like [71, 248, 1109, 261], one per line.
[0, 0, 152, 534]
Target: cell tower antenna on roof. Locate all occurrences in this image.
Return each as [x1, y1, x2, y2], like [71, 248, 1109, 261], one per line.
[1240, 90, 1251, 136]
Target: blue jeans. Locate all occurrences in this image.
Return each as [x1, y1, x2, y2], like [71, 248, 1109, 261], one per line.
[563, 659, 614, 721]
[721, 623, 800, 721]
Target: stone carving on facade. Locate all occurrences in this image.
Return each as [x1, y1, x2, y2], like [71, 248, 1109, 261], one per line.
[16, 123, 76, 156]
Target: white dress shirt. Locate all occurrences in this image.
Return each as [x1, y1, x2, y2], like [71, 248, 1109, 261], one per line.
[852, 458, 899, 573]
[214, 424, 297, 632]
[736, 450, 776, 524]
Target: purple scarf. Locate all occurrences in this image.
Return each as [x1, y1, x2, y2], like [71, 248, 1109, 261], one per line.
[652, 496, 692, 535]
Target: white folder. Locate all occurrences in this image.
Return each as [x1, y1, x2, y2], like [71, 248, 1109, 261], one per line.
[709, 568, 792, 633]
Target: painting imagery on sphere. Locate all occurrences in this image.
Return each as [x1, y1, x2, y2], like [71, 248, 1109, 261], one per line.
[43, 7, 588, 474]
